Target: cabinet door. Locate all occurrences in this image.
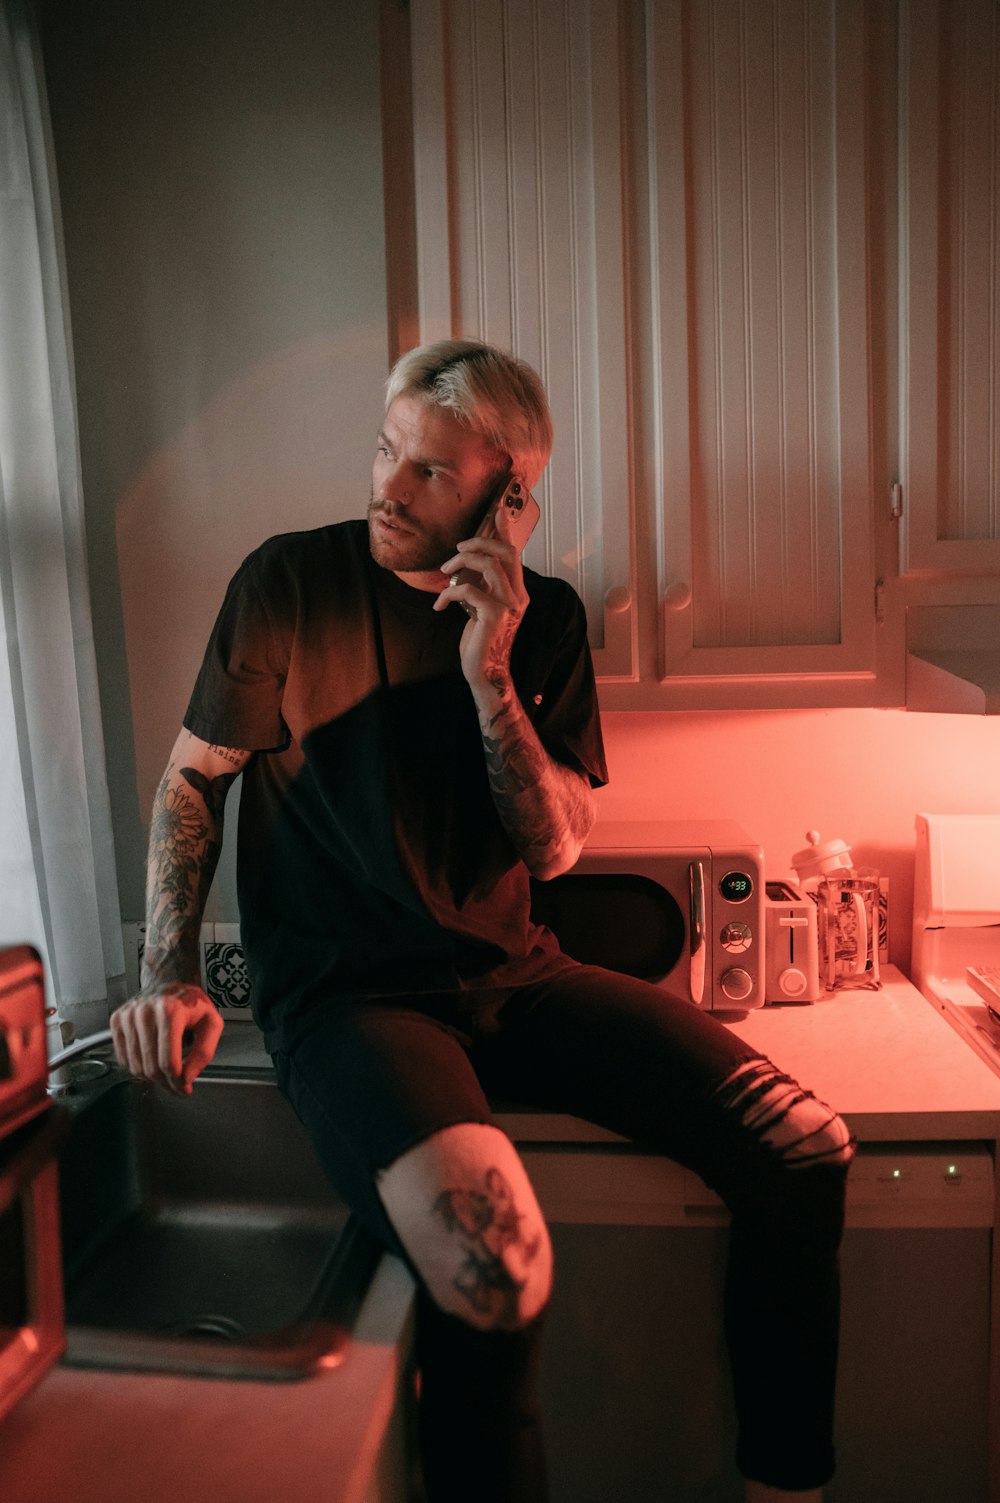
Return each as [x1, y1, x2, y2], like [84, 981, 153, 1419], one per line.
[397, 0, 901, 705]
[900, 0, 1000, 578]
[646, 0, 892, 705]
[404, 0, 637, 681]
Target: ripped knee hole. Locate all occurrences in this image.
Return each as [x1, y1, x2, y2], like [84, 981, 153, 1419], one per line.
[714, 1058, 855, 1168]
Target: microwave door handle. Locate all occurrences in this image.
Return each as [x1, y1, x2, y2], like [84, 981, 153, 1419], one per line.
[689, 860, 706, 1006]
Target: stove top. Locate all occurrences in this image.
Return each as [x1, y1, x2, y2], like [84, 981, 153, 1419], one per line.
[920, 965, 1000, 1080]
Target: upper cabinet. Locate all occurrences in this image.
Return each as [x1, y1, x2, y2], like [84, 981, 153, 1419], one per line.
[391, 0, 637, 682]
[900, 0, 1000, 578]
[642, 0, 899, 707]
[899, 0, 1000, 712]
[386, 0, 999, 710]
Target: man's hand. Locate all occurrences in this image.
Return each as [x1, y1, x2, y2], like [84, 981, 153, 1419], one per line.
[111, 982, 223, 1097]
[433, 500, 527, 695]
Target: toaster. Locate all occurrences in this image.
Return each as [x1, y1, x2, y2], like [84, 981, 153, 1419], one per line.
[764, 881, 820, 1003]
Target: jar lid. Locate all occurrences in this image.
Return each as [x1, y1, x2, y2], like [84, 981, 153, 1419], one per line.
[790, 830, 854, 879]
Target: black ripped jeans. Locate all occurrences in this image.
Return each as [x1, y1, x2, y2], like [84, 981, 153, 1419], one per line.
[272, 962, 853, 1500]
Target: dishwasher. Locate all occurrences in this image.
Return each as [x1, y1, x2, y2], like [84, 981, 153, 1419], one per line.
[520, 1136, 993, 1503]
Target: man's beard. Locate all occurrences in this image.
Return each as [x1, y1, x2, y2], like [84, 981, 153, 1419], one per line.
[366, 487, 498, 573]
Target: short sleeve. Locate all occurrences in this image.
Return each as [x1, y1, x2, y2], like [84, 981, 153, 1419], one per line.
[183, 551, 291, 752]
[521, 581, 609, 789]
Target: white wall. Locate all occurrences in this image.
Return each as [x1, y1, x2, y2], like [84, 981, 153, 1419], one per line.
[41, 0, 389, 916]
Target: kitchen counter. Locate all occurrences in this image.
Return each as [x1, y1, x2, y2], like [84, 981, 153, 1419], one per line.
[499, 965, 1000, 1146]
[3, 967, 1000, 1502]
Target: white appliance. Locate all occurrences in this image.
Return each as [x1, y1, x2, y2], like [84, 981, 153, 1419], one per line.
[531, 820, 765, 1010]
[764, 880, 821, 1002]
[911, 811, 1000, 1074]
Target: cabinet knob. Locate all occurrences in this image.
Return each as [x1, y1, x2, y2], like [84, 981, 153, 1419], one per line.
[604, 585, 632, 615]
[664, 581, 692, 611]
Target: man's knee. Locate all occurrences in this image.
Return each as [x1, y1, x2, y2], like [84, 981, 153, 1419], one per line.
[376, 1122, 554, 1332]
[715, 1058, 855, 1170]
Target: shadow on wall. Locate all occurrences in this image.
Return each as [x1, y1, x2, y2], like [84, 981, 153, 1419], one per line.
[116, 326, 384, 832]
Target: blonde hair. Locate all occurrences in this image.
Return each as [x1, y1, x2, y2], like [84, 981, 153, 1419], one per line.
[385, 339, 553, 490]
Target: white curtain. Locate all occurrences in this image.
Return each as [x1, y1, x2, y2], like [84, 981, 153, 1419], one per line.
[0, 0, 124, 1040]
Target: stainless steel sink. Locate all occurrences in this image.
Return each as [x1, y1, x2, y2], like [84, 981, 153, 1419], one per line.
[57, 1069, 381, 1380]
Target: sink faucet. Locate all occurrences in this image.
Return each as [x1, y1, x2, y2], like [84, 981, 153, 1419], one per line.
[48, 1028, 115, 1096]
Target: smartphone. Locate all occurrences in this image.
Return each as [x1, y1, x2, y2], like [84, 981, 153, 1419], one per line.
[452, 475, 541, 602]
[480, 475, 541, 553]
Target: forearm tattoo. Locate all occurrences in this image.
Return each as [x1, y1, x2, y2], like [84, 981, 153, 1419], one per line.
[478, 685, 593, 873]
[140, 765, 237, 989]
[482, 617, 520, 700]
[433, 1167, 542, 1325]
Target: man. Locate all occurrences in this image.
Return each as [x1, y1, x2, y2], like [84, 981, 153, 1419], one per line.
[112, 339, 853, 1503]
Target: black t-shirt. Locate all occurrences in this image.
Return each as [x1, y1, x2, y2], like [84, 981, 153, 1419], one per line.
[184, 519, 608, 1049]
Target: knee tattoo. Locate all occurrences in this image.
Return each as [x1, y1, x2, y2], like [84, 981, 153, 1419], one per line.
[714, 1058, 855, 1169]
[378, 1126, 554, 1334]
[432, 1166, 552, 1330]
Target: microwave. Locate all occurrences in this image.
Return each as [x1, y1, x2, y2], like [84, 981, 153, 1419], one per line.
[529, 820, 766, 1010]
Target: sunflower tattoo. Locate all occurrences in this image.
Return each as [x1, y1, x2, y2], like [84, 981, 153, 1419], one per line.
[142, 768, 236, 985]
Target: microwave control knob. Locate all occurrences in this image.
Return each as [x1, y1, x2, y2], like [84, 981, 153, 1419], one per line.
[778, 967, 809, 998]
[721, 922, 752, 953]
[720, 967, 754, 1003]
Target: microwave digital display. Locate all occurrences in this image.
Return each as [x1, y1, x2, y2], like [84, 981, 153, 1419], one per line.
[720, 871, 754, 903]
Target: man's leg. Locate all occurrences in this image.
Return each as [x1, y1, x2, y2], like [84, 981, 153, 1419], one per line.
[483, 965, 853, 1497]
[271, 1003, 552, 1503]
[378, 1123, 553, 1503]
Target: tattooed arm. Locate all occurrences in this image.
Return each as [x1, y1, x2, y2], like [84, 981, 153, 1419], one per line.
[436, 517, 595, 880]
[110, 729, 251, 1096]
[472, 675, 594, 879]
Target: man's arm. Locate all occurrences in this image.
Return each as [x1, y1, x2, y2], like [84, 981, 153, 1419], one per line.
[474, 679, 595, 880]
[111, 729, 252, 1095]
[436, 516, 596, 879]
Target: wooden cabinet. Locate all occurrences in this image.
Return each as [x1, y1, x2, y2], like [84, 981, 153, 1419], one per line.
[899, 0, 1000, 581]
[640, 0, 899, 707]
[386, 0, 999, 710]
[897, 0, 1000, 711]
[392, 0, 637, 683]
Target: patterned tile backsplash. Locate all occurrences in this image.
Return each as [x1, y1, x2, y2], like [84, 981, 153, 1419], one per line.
[122, 922, 253, 1018]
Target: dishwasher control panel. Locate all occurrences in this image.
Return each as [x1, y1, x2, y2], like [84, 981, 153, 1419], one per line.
[846, 1143, 994, 1228]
